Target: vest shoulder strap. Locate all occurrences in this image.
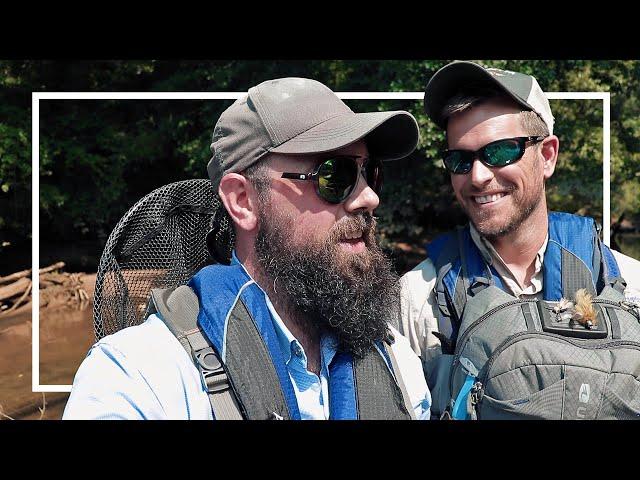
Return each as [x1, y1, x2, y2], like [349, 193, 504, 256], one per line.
[222, 295, 293, 419]
[600, 241, 627, 294]
[428, 230, 464, 336]
[428, 227, 487, 349]
[383, 341, 417, 420]
[149, 286, 243, 420]
[352, 342, 413, 420]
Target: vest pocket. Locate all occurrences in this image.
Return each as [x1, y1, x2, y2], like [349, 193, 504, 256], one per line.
[480, 376, 565, 420]
[597, 373, 640, 420]
[477, 332, 640, 420]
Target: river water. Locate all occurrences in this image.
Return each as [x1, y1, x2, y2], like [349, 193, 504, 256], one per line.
[0, 302, 95, 420]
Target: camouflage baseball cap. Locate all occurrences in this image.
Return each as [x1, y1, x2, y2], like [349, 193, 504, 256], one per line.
[423, 61, 554, 135]
[208, 77, 419, 190]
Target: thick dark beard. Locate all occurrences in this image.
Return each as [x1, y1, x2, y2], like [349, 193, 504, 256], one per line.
[254, 206, 399, 359]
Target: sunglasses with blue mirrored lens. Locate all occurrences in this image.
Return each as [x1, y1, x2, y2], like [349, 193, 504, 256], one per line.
[281, 155, 383, 204]
[443, 136, 547, 174]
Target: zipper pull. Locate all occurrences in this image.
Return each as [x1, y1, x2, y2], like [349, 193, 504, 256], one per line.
[620, 300, 640, 320]
[468, 381, 484, 420]
[470, 381, 484, 406]
[459, 356, 479, 377]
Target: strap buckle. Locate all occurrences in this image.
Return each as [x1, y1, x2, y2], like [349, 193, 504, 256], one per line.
[469, 276, 491, 296]
[194, 346, 230, 394]
[439, 408, 453, 420]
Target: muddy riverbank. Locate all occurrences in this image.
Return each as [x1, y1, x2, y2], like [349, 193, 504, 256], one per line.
[0, 274, 96, 420]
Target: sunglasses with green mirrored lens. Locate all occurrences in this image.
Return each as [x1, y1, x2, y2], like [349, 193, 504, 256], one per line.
[443, 136, 547, 174]
[281, 155, 383, 204]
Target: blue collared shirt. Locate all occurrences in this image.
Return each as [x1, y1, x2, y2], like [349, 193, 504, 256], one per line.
[63, 254, 431, 420]
[265, 294, 337, 419]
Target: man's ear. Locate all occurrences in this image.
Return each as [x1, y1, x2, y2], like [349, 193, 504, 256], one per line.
[218, 173, 259, 232]
[540, 135, 559, 180]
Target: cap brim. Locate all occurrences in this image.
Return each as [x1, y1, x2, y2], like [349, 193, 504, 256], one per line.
[270, 110, 419, 161]
[423, 61, 533, 130]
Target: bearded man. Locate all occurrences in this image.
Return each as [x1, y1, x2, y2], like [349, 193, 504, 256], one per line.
[64, 77, 431, 420]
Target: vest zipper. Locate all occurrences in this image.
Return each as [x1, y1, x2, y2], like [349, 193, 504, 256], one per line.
[593, 298, 640, 321]
[469, 381, 484, 420]
[473, 331, 640, 419]
[482, 331, 640, 388]
[454, 298, 639, 373]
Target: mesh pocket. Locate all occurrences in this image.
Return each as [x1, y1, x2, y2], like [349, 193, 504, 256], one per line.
[93, 179, 219, 340]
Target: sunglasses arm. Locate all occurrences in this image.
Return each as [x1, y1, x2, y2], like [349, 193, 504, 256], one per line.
[281, 172, 315, 181]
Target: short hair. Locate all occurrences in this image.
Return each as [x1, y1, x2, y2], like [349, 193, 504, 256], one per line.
[208, 160, 271, 264]
[441, 85, 549, 137]
[243, 160, 271, 203]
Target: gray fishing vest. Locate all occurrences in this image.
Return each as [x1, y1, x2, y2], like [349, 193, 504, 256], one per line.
[146, 260, 415, 420]
[427, 213, 640, 420]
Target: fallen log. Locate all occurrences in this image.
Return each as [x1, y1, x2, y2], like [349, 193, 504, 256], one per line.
[0, 268, 32, 286]
[0, 262, 66, 287]
[38, 262, 66, 275]
[3, 280, 32, 314]
[0, 277, 31, 303]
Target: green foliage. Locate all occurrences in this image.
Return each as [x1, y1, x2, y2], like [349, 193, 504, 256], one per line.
[0, 104, 31, 245]
[1, 60, 639, 265]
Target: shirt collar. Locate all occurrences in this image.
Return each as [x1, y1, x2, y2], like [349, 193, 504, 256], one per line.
[230, 250, 241, 266]
[264, 294, 298, 365]
[232, 250, 339, 368]
[264, 294, 339, 369]
[320, 334, 338, 370]
[468, 223, 548, 293]
[468, 223, 548, 269]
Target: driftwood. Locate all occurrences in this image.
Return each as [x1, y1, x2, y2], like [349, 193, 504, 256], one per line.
[0, 262, 65, 287]
[0, 267, 32, 286]
[39, 262, 66, 275]
[40, 273, 66, 285]
[3, 281, 32, 314]
[0, 277, 31, 303]
[0, 262, 81, 315]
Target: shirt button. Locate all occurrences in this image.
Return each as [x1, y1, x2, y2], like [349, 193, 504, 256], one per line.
[292, 343, 303, 357]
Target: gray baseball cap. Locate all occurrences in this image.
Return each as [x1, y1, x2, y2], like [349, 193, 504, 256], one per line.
[207, 77, 419, 190]
[423, 61, 554, 135]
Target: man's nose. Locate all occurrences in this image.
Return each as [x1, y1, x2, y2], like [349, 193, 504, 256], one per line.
[469, 157, 494, 188]
[344, 173, 379, 214]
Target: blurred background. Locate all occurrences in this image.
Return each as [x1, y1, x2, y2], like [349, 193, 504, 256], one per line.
[0, 59, 638, 419]
[2, 60, 639, 276]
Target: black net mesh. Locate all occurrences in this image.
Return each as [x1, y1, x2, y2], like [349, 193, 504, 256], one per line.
[93, 179, 224, 340]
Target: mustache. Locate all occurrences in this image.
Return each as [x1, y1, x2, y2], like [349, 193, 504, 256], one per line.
[465, 184, 516, 195]
[328, 212, 377, 243]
